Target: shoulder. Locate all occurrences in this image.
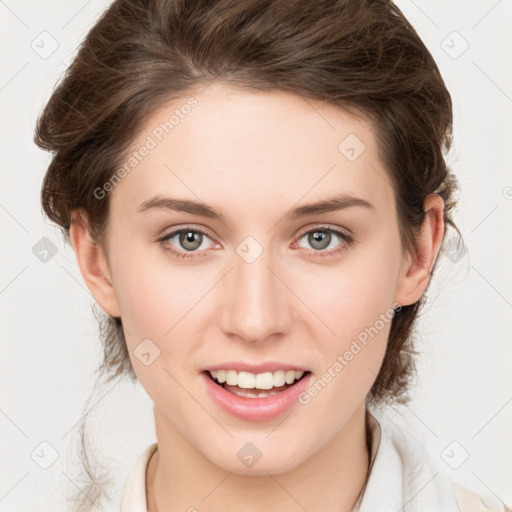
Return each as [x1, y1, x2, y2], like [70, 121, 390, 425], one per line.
[365, 409, 510, 512]
[453, 482, 512, 512]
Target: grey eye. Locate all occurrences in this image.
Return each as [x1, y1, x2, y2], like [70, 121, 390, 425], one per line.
[307, 230, 332, 250]
[178, 230, 204, 251]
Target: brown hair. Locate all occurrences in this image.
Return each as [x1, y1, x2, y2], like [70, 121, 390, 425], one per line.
[34, 0, 460, 510]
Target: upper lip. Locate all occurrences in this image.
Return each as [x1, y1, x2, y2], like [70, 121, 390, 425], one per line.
[202, 362, 310, 374]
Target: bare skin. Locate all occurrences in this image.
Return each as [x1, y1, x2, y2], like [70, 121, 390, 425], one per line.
[69, 82, 444, 512]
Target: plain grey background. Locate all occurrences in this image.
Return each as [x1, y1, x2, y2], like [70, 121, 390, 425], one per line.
[1, 1, 511, 510]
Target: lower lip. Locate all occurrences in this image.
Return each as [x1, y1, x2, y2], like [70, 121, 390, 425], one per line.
[201, 371, 313, 421]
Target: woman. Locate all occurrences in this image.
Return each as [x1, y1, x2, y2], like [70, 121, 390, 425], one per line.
[34, 0, 510, 511]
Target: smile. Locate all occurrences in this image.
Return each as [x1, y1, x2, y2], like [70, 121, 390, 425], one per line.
[208, 369, 306, 398]
[202, 369, 312, 421]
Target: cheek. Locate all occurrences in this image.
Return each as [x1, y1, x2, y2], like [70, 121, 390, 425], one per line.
[295, 273, 395, 418]
[107, 242, 196, 370]
[298, 272, 394, 379]
[110, 236, 197, 334]
[290, 233, 401, 396]
[294, 233, 401, 342]
[111, 254, 205, 413]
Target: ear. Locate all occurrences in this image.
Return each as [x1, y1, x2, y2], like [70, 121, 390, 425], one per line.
[394, 194, 445, 307]
[68, 208, 122, 318]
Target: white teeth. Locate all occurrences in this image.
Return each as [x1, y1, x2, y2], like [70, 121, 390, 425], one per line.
[238, 371, 256, 389]
[273, 371, 286, 387]
[208, 369, 305, 389]
[255, 372, 273, 389]
[226, 370, 238, 385]
[285, 370, 297, 384]
[229, 387, 282, 399]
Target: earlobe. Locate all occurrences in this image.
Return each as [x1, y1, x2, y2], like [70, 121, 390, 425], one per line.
[68, 208, 122, 318]
[394, 194, 445, 307]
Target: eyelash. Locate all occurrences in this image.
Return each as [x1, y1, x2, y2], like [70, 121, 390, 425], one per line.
[157, 225, 355, 260]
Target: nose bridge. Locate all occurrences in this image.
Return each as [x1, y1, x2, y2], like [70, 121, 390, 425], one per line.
[219, 239, 291, 343]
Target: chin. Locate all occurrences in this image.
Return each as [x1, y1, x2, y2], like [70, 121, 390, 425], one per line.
[204, 440, 306, 476]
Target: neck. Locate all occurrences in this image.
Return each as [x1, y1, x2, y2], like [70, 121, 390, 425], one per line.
[147, 403, 370, 512]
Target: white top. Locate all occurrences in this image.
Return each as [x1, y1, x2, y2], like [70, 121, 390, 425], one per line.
[120, 410, 510, 512]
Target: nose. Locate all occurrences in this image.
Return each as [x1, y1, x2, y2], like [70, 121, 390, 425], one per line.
[218, 246, 293, 345]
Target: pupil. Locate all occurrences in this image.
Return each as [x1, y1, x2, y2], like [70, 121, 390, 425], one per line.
[181, 230, 201, 250]
[310, 230, 330, 249]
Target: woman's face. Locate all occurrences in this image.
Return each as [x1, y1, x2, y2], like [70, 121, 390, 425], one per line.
[96, 83, 418, 473]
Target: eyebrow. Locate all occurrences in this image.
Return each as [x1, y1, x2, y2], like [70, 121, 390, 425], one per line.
[136, 193, 375, 222]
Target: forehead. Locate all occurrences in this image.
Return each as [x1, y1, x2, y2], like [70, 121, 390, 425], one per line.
[110, 82, 394, 221]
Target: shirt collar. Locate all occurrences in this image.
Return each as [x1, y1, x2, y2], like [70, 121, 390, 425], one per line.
[120, 408, 459, 512]
[352, 408, 459, 512]
[120, 441, 157, 512]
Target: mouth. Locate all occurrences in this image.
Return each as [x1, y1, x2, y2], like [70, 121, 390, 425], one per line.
[204, 369, 311, 399]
